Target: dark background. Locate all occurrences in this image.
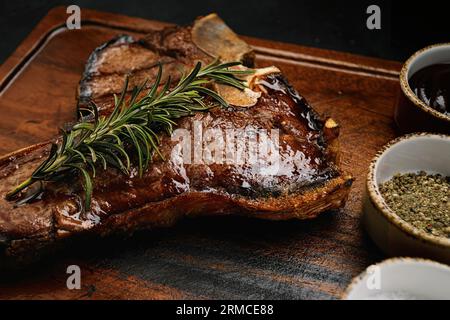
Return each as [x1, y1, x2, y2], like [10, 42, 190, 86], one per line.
[0, 0, 449, 64]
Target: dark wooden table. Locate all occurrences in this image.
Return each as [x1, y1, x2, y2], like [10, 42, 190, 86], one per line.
[0, 7, 402, 300]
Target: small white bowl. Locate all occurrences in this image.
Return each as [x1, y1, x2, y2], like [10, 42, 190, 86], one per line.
[363, 133, 450, 263]
[343, 258, 450, 300]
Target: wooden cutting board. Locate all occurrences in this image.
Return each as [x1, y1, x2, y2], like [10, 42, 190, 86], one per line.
[0, 7, 402, 300]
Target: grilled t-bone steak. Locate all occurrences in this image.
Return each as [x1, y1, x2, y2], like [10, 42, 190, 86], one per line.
[0, 14, 353, 269]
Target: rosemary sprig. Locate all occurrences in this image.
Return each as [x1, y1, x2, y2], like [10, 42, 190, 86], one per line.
[6, 60, 252, 209]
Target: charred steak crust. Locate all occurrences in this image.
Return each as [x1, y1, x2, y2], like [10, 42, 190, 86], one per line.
[0, 14, 353, 269]
[78, 34, 136, 107]
[76, 25, 215, 112]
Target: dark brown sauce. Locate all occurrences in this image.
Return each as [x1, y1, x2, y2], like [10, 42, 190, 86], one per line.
[409, 63, 450, 116]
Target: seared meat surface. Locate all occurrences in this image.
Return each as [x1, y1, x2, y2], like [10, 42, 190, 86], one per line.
[0, 14, 353, 269]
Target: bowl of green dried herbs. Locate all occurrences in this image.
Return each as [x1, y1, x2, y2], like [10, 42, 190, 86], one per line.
[363, 133, 450, 264]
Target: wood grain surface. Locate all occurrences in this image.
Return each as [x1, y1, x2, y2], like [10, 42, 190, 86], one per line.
[0, 7, 402, 300]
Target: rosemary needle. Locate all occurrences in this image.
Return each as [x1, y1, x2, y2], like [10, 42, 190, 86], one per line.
[6, 60, 252, 210]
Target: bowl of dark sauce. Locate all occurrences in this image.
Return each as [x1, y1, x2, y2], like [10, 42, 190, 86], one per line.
[396, 43, 450, 134]
[410, 64, 450, 116]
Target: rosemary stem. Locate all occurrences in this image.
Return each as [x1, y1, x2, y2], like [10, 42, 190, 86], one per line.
[45, 155, 67, 173]
[5, 177, 34, 200]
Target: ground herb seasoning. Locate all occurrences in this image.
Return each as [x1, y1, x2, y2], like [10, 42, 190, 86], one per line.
[379, 171, 450, 238]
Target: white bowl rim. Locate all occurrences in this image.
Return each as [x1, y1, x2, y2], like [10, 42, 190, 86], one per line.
[342, 257, 450, 299]
[367, 132, 450, 249]
[400, 42, 450, 123]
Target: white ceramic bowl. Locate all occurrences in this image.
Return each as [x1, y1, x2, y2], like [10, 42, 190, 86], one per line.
[344, 258, 450, 300]
[363, 133, 450, 263]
